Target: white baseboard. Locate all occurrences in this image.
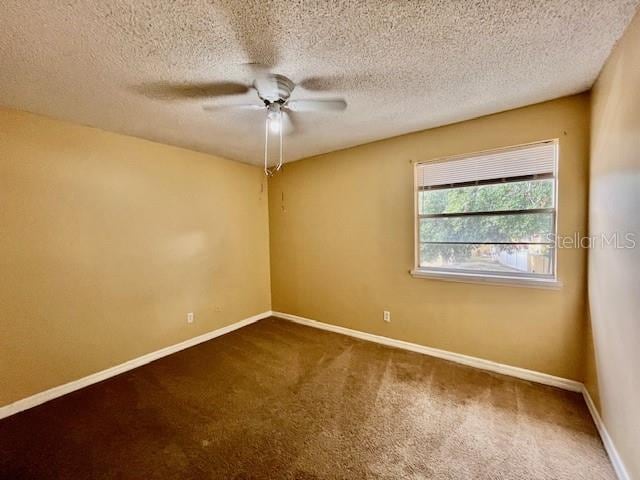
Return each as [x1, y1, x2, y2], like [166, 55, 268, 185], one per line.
[273, 311, 582, 391]
[0, 311, 273, 420]
[582, 386, 630, 480]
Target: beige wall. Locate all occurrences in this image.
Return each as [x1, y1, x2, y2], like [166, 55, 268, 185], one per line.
[269, 94, 590, 381]
[0, 108, 271, 407]
[588, 9, 640, 479]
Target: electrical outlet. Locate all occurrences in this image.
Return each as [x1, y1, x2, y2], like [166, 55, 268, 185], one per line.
[187, 312, 194, 324]
[383, 311, 391, 322]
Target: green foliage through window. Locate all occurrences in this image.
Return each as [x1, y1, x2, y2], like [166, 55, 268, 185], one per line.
[418, 179, 556, 276]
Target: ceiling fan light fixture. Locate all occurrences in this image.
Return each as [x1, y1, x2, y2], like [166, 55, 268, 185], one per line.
[267, 108, 282, 134]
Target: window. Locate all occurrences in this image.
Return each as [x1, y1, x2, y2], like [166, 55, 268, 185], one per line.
[413, 140, 559, 287]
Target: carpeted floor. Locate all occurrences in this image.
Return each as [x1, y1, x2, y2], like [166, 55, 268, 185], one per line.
[0, 317, 614, 479]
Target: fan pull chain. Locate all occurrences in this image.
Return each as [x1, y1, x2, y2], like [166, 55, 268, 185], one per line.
[277, 109, 283, 172]
[264, 109, 284, 176]
[264, 114, 270, 176]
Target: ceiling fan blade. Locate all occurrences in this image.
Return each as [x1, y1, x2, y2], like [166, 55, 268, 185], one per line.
[297, 75, 344, 91]
[136, 82, 251, 100]
[298, 73, 374, 92]
[241, 62, 272, 75]
[217, 2, 279, 69]
[202, 103, 264, 112]
[281, 110, 298, 135]
[286, 99, 347, 112]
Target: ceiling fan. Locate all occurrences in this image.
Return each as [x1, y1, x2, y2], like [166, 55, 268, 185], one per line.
[201, 74, 347, 175]
[138, 73, 347, 175]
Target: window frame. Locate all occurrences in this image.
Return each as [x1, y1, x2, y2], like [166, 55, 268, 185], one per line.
[411, 140, 561, 289]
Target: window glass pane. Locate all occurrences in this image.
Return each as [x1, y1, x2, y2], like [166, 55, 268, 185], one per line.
[419, 179, 554, 215]
[420, 212, 554, 244]
[419, 243, 554, 276]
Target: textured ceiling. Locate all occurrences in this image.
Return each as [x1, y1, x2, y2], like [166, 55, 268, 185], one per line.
[1, 1, 638, 165]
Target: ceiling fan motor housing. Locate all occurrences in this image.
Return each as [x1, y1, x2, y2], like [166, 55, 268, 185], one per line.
[254, 74, 295, 104]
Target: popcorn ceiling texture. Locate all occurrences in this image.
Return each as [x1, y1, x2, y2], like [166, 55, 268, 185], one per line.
[0, 0, 638, 165]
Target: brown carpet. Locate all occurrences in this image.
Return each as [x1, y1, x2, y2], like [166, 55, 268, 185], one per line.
[0, 317, 613, 479]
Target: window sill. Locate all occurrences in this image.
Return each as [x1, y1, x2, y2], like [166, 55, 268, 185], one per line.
[410, 269, 563, 290]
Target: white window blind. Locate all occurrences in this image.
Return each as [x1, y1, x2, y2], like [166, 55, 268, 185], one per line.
[417, 141, 556, 188]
